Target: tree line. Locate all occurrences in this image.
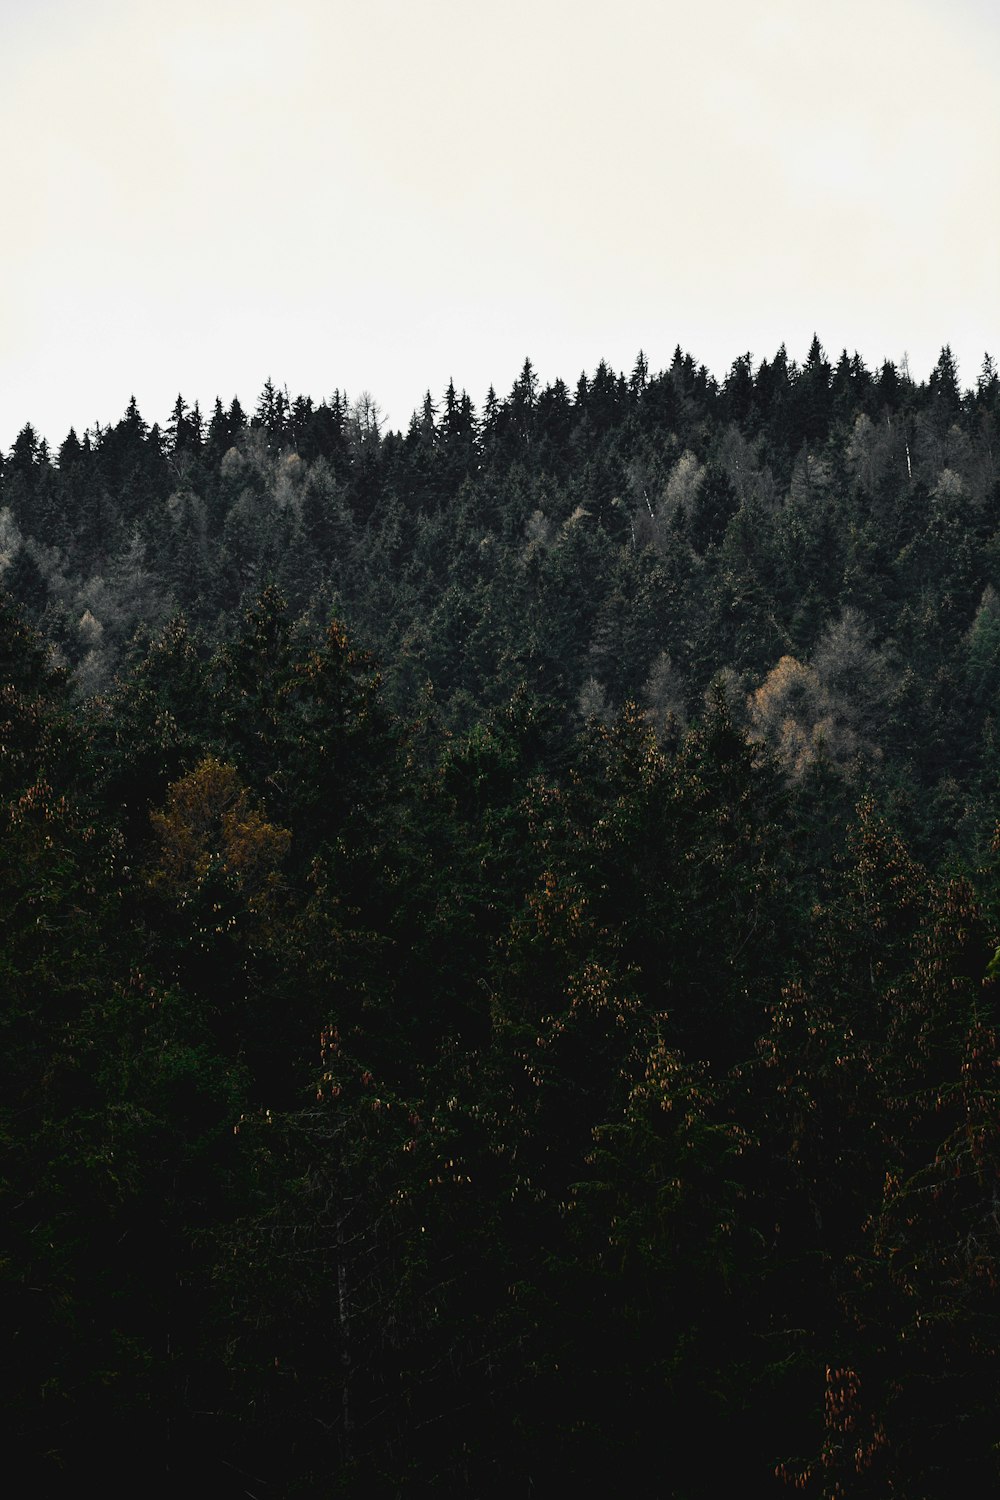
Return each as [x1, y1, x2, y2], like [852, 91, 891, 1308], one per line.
[3, 340, 1000, 1493]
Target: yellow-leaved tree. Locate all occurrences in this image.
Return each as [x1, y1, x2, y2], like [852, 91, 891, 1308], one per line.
[148, 754, 290, 918]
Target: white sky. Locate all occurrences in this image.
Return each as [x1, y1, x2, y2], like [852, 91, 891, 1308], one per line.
[2, 0, 998, 451]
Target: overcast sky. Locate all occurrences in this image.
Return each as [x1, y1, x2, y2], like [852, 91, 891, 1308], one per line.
[2, 0, 998, 452]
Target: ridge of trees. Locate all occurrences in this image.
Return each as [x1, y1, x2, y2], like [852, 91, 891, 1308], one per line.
[4, 340, 1000, 1492]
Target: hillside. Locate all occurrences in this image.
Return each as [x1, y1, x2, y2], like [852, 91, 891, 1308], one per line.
[3, 341, 1000, 1494]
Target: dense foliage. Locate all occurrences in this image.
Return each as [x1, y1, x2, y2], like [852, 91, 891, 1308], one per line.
[4, 341, 1000, 1493]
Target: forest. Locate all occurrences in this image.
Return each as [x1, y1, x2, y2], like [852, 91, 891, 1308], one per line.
[4, 338, 1000, 1494]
